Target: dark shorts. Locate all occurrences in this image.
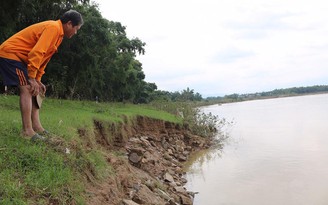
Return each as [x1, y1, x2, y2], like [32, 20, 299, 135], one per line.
[0, 57, 28, 86]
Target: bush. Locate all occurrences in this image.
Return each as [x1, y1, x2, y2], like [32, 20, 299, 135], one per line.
[149, 100, 229, 140]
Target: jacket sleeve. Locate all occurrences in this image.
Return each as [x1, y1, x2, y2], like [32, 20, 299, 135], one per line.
[27, 25, 59, 80]
[35, 57, 51, 81]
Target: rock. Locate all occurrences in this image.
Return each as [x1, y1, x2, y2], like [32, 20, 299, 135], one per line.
[122, 199, 140, 205]
[163, 153, 172, 160]
[129, 137, 142, 144]
[180, 195, 193, 205]
[185, 146, 192, 151]
[180, 178, 188, 184]
[174, 186, 186, 193]
[150, 141, 157, 147]
[174, 166, 183, 173]
[143, 151, 157, 164]
[178, 155, 187, 161]
[140, 137, 152, 147]
[161, 140, 169, 149]
[132, 184, 165, 204]
[129, 152, 142, 164]
[167, 148, 174, 155]
[155, 188, 173, 201]
[163, 172, 175, 183]
[169, 181, 177, 187]
[130, 147, 145, 154]
[144, 179, 155, 191]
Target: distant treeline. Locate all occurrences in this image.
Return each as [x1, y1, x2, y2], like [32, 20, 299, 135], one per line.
[206, 85, 328, 104]
[2, 2, 326, 105]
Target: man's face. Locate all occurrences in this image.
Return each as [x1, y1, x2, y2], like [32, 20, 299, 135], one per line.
[64, 21, 82, 39]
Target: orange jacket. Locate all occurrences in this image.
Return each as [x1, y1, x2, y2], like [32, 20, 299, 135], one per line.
[0, 20, 64, 81]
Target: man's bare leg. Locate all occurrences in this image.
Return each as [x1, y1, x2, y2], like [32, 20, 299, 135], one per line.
[31, 97, 45, 133]
[19, 85, 36, 137]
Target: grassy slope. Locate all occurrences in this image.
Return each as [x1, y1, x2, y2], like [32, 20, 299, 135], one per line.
[0, 94, 181, 205]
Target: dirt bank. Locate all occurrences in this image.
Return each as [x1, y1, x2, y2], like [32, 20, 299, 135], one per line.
[78, 116, 213, 205]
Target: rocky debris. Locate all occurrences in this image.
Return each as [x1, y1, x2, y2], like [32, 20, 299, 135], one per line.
[122, 199, 140, 205]
[123, 131, 210, 205]
[85, 116, 214, 205]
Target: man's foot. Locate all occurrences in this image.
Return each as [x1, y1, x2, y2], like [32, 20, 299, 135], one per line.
[21, 130, 37, 138]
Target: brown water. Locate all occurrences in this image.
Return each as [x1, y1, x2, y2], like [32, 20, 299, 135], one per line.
[185, 94, 328, 205]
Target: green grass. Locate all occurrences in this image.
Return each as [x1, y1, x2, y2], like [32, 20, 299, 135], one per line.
[0, 136, 81, 204]
[0, 94, 182, 204]
[40, 97, 181, 140]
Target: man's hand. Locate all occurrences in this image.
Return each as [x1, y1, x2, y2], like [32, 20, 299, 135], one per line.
[37, 81, 46, 95]
[28, 78, 40, 96]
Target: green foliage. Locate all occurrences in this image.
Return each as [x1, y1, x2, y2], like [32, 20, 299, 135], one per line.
[149, 100, 228, 139]
[205, 85, 328, 104]
[0, 0, 89, 42]
[86, 150, 113, 179]
[1, 1, 208, 104]
[149, 87, 203, 103]
[173, 87, 203, 101]
[0, 0, 152, 103]
[179, 105, 227, 138]
[0, 0, 21, 42]
[44, 3, 149, 102]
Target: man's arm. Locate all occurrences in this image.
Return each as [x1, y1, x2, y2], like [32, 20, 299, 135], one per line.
[27, 25, 59, 80]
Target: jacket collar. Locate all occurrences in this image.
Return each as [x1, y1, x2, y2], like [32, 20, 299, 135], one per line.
[57, 20, 64, 38]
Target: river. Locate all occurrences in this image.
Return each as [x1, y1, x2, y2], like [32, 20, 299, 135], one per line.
[185, 94, 328, 205]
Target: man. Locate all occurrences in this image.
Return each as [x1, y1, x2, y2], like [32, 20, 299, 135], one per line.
[0, 10, 83, 141]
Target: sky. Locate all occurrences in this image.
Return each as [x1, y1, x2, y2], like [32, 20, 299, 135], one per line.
[94, 0, 328, 97]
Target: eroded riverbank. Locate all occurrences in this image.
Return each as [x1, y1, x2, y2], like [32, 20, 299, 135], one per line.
[82, 116, 214, 205]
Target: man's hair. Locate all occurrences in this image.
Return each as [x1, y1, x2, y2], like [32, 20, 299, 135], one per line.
[60, 10, 83, 26]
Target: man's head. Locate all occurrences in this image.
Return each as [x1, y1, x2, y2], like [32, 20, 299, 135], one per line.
[60, 10, 83, 39]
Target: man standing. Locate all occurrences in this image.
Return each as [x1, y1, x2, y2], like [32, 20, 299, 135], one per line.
[0, 10, 83, 140]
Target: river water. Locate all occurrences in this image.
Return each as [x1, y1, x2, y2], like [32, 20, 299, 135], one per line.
[185, 94, 328, 205]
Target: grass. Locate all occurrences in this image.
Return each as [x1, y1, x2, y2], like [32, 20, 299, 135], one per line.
[0, 94, 182, 204]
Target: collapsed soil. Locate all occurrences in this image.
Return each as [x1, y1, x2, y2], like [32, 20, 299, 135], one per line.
[79, 116, 214, 205]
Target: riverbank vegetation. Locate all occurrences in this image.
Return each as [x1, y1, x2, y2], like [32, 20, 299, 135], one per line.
[0, 95, 168, 204]
[0, 94, 226, 204]
[205, 85, 328, 104]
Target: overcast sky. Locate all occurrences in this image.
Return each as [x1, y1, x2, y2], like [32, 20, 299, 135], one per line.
[94, 0, 328, 97]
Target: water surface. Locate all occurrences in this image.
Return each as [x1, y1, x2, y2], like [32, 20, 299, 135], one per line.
[185, 94, 328, 205]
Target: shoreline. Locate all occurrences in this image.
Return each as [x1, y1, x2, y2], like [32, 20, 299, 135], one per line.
[84, 116, 214, 205]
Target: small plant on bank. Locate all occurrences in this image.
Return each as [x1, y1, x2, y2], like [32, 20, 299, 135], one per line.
[149, 100, 229, 140]
[180, 106, 224, 138]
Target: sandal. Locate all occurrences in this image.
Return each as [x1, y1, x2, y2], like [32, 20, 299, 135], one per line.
[37, 130, 52, 136]
[30, 133, 47, 142]
[40, 130, 50, 135]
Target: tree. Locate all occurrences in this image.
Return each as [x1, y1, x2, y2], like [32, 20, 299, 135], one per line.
[0, 0, 21, 42]
[1, 0, 156, 103]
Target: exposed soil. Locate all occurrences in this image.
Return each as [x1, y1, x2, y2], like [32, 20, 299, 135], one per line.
[80, 116, 213, 205]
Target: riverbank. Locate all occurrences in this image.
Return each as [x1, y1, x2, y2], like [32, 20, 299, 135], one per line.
[86, 116, 213, 205]
[0, 95, 216, 204]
